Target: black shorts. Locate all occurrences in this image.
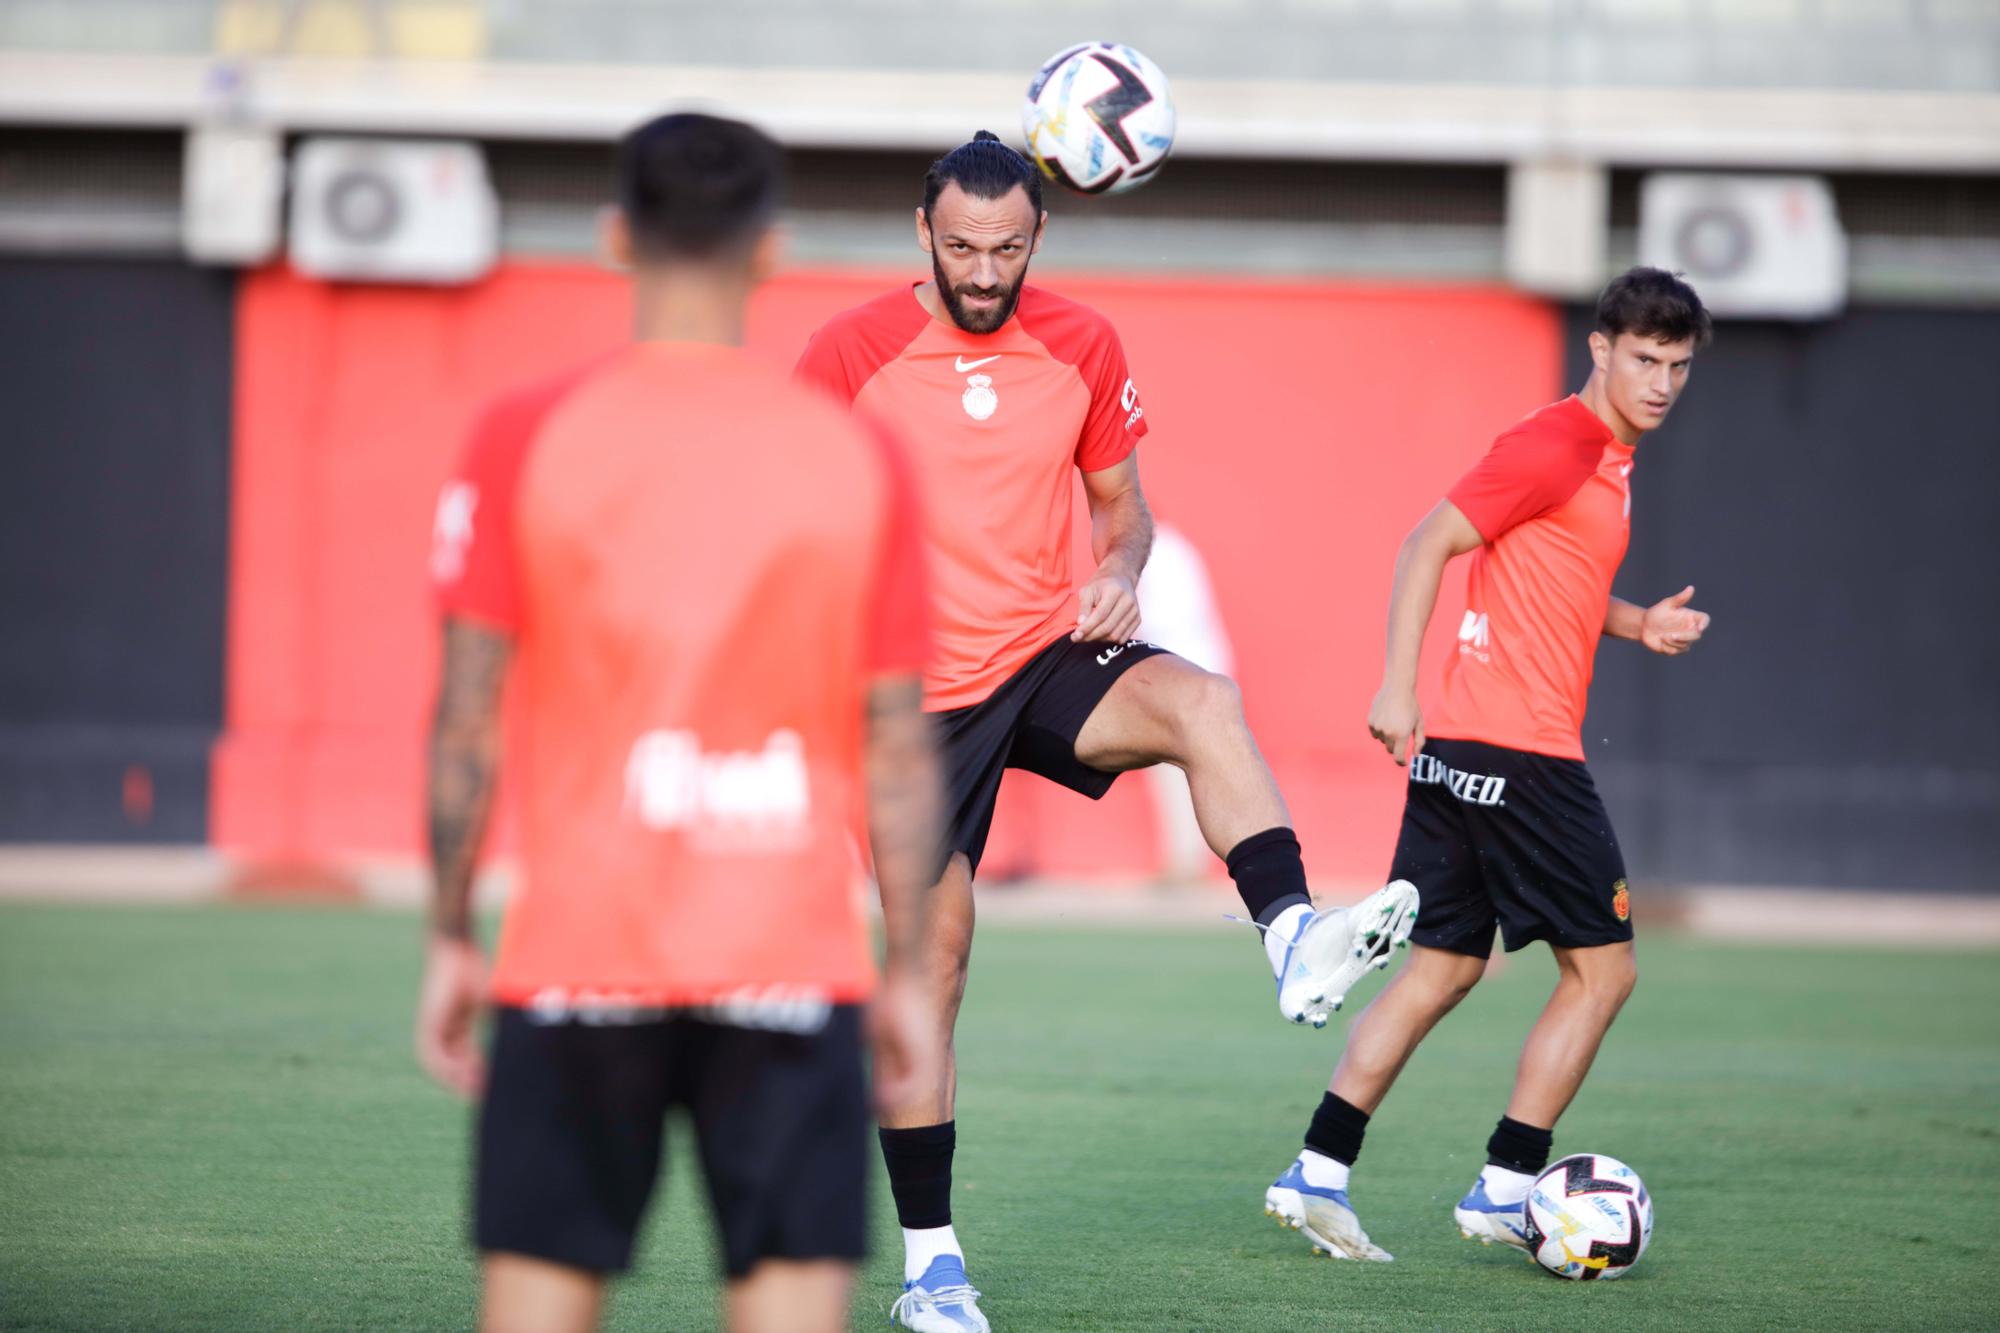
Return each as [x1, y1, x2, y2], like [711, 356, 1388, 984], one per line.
[936, 634, 1171, 874]
[474, 1003, 867, 1278]
[1390, 737, 1634, 958]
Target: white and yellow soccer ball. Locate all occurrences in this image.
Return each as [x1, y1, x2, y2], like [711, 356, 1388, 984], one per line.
[1021, 42, 1176, 196]
[1523, 1153, 1654, 1281]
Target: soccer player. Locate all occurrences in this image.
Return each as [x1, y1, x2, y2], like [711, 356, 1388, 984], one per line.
[794, 132, 1418, 1330]
[1263, 267, 1713, 1263]
[414, 113, 941, 1333]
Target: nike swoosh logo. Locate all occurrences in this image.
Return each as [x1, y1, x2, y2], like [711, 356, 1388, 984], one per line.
[954, 355, 1001, 372]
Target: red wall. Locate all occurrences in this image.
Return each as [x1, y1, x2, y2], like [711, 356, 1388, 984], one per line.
[214, 263, 1560, 888]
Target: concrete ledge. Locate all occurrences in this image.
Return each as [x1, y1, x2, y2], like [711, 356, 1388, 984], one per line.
[2, 846, 1997, 948]
[3, 53, 1997, 171]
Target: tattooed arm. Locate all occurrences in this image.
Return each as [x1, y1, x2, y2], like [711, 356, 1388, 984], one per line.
[862, 674, 943, 1113]
[427, 619, 513, 939]
[416, 617, 513, 1096]
[865, 676, 942, 978]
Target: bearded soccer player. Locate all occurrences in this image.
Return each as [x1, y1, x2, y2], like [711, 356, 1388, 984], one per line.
[1262, 268, 1714, 1263]
[795, 131, 1418, 1331]
[415, 113, 942, 1333]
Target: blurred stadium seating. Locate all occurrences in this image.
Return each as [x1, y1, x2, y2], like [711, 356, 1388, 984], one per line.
[3, 0, 1996, 91]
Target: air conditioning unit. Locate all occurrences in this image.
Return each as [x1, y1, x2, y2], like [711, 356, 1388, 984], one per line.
[184, 124, 285, 266]
[289, 137, 498, 283]
[1638, 173, 1846, 319]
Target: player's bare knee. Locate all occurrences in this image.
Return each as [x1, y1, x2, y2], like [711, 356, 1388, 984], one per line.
[1569, 947, 1636, 1010]
[1604, 954, 1638, 1007]
[1175, 670, 1246, 752]
[1427, 972, 1480, 1017]
[1406, 946, 1484, 1008]
[927, 921, 974, 1000]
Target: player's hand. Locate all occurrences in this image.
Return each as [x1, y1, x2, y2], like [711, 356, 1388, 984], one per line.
[1072, 570, 1141, 644]
[867, 971, 939, 1116]
[1641, 585, 1710, 656]
[415, 934, 489, 1099]
[1367, 684, 1426, 766]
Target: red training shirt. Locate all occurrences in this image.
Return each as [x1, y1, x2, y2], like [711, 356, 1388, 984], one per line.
[431, 343, 929, 1008]
[795, 283, 1147, 711]
[1427, 394, 1635, 762]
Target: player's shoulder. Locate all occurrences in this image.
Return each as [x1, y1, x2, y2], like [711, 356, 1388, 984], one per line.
[486, 360, 598, 415]
[797, 287, 931, 398]
[810, 284, 930, 347]
[463, 358, 604, 460]
[759, 357, 904, 461]
[1490, 395, 1610, 458]
[1015, 284, 1123, 358]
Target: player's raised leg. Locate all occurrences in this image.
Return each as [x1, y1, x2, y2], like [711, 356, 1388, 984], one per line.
[1072, 653, 1418, 1026]
[1455, 940, 1638, 1247]
[879, 851, 988, 1333]
[1265, 944, 1485, 1260]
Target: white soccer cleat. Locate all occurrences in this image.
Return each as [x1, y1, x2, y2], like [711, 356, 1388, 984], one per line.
[1454, 1178, 1533, 1252]
[1270, 880, 1420, 1028]
[889, 1255, 991, 1332]
[1264, 1160, 1394, 1262]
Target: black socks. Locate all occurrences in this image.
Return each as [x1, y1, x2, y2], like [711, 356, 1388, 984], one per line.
[1226, 827, 1312, 927]
[1304, 1091, 1370, 1166]
[1486, 1115, 1554, 1176]
[1305, 1100, 1552, 1176]
[880, 1121, 956, 1229]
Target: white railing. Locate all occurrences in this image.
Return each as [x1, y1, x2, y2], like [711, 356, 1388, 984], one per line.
[1, 52, 1997, 172]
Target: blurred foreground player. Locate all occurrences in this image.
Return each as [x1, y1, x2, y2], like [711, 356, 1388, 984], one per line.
[1265, 268, 1714, 1262]
[795, 132, 1417, 1331]
[414, 113, 941, 1333]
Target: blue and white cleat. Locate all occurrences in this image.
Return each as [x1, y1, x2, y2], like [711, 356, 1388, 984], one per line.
[889, 1255, 991, 1332]
[1454, 1178, 1532, 1251]
[1264, 1159, 1394, 1262]
[1270, 880, 1421, 1028]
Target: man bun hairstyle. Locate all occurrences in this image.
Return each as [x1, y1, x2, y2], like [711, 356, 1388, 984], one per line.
[1596, 266, 1714, 348]
[618, 111, 784, 259]
[923, 130, 1043, 217]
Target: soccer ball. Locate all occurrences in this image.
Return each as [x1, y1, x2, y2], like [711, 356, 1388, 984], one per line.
[1021, 42, 1176, 196]
[1522, 1153, 1653, 1280]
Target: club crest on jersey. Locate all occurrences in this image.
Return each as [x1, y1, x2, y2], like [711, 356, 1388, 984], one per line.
[1612, 879, 1631, 921]
[962, 372, 998, 421]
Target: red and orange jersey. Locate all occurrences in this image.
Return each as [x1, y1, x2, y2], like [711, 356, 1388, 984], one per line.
[432, 342, 928, 1008]
[795, 283, 1147, 711]
[1428, 395, 1634, 762]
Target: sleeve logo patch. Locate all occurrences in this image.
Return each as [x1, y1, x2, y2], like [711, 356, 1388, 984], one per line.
[431, 480, 479, 582]
[1612, 880, 1630, 921]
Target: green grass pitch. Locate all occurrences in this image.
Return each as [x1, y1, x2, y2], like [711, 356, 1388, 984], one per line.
[2, 901, 1997, 1331]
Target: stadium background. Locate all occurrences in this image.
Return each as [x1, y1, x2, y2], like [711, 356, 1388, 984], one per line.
[3, 0, 1995, 895]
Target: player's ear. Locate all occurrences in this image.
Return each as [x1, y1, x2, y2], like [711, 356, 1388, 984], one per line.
[748, 223, 787, 285]
[598, 206, 634, 270]
[1588, 330, 1611, 375]
[915, 206, 934, 255]
[1031, 210, 1047, 254]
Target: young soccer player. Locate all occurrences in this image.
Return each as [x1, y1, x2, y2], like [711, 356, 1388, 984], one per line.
[1264, 268, 1714, 1263]
[795, 132, 1418, 1331]
[414, 112, 941, 1333]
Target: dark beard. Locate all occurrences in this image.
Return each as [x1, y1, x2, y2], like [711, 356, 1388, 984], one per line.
[931, 250, 1028, 334]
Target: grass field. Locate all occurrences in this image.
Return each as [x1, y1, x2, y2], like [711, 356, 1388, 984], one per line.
[2, 902, 1997, 1331]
